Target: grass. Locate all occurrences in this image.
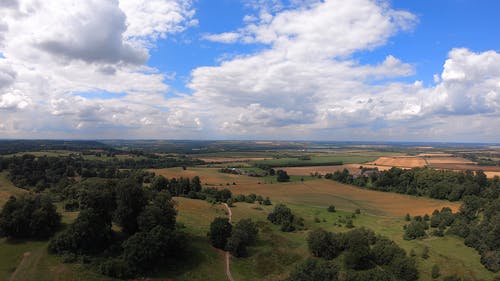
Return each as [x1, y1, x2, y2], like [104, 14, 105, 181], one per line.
[0, 172, 27, 207]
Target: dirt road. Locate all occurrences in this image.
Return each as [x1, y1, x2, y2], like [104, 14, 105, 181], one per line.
[222, 203, 235, 281]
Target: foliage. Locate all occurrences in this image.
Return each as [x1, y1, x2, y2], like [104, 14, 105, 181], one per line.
[0, 194, 60, 239]
[226, 218, 259, 257]
[49, 208, 112, 255]
[267, 203, 304, 232]
[276, 169, 290, 182]
[285, 258, 339, 281]
[208, 217, 232, 249]
[113, 179, 148, 234]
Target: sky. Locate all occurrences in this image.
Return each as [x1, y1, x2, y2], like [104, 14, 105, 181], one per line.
[0, 0, 499, 142]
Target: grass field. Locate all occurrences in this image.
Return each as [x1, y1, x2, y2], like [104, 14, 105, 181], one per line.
[253, 155, 378, 167]
[0, 172, 27, 207]
[180, 199, 496, 281]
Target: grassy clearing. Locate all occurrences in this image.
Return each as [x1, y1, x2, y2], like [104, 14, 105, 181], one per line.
[0, 172, 27, 207]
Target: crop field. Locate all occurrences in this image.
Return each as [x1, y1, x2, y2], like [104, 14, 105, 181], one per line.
[367, 156, 428, 168]
[279, 164, 362, 176]
[198, 157, 273, 163]
[426, 157, 476, 165]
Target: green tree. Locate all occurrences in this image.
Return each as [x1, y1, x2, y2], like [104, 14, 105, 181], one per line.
[276, 170, 290, 182]
[208, 217, 232, 249]
[285, 258, 339, 281]
[0, 195, 60, 239]
[114, 180, 147, 235]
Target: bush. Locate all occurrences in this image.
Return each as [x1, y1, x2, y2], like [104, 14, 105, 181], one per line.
[327, 205, 336, 212]
[431, 264, 440, 279]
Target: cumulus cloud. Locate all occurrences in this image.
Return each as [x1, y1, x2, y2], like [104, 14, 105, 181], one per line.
[0, 0, 197, 138]
[179, 0, 499, 141]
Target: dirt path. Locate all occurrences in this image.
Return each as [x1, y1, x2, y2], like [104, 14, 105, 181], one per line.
[222, 203, 235, 281]
[9, 252, 31, 281]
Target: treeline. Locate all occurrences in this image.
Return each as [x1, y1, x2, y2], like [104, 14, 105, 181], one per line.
[286, 227, 418, 281]
[326, 167, 497, 201]
[0, 140, 109, 155]
[0, 154, 202, 190]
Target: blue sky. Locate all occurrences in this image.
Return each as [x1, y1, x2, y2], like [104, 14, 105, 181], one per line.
[0, 0, 499, 141]
[150, 0, 500, 91]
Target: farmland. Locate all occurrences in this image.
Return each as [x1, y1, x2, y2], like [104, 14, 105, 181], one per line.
[0, 141, 499, 280]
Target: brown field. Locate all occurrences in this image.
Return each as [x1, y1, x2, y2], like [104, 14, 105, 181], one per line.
[279, 164, 362, 176]
[150, 167, 263, 186]
[151, 168, 459, 217]
[367, 156, 428, 168]
[226, 179, 459, 217]
[417, 153, 453, 157]
[198, 157, 272, 163]
[427, 157, 476, 165]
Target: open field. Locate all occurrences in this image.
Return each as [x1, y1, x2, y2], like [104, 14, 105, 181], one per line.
[177, 199, 496, 281]
[367, 156, 428, 168]
[198, 157, 272, 163]
[426, 157, 476, 165]
[279, 164, 362, 176]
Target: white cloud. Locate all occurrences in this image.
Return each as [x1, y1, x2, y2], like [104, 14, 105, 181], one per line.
[0, 0, 197, 138]
[203, 32, 241, 43]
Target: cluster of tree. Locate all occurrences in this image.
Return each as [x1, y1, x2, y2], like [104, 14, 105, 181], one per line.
[267, 204, 304, 232]
[232, 193, 272, 205]
[0, 194, 61, 239]
[48, 178, 188, 278]
[326, 167, 497, 201]
[461, 152, 500, 166]
[1, 154, 200, 191]
[276, 169, 290, 182]
[304, 227, 419, 281]
[208, 217, 258, 257]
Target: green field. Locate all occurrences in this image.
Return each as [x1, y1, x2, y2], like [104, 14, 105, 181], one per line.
[252, 155, 378, 167]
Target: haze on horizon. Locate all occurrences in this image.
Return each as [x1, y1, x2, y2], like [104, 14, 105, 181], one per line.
[0, 0, 499, 142]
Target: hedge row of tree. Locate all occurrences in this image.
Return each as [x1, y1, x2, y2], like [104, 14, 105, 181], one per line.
[325, 167, 498, 201]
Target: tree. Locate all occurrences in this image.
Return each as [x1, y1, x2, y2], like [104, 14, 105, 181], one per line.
[138, 191, 177, 232]
[192, 176, 202, 192]
[262, 197, 272, 205]
[0, 195, 60, 239]
[49, 208, 112, 255]
[307, 228, 344, 259]
[285, 258, 339, 281]
[150, 176, 168, 191]
[404, 221, 426, 240]
[114, 180, 147, 235]
[431, 264, 440, 279]
[226, 218, 259, 257]
[276, 170, 290, 182]
[208, 217, 232, 249]
[327, 205, 336, 212]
